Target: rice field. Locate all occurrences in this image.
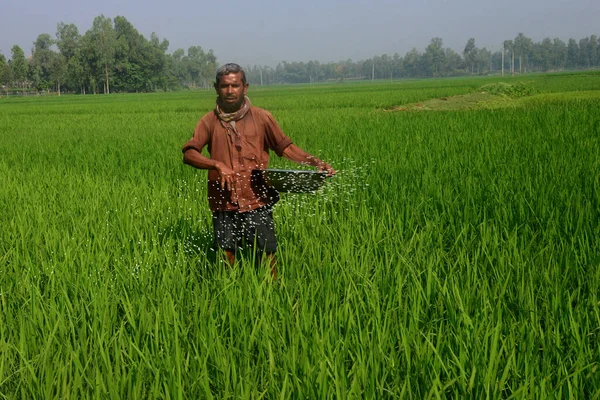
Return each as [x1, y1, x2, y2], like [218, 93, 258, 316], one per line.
[1, 71, 599, 398]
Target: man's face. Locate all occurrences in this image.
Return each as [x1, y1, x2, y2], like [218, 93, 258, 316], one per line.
[214, 72, 248, 112]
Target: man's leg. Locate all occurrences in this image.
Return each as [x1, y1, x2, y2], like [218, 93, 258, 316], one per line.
[245, 205, 278, 279]
[224, 249, 236, 266]
[265, 252, 277, 280]
[213, 211, 240, 268]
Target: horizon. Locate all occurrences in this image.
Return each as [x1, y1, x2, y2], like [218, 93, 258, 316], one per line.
[1, 0, 598, 67]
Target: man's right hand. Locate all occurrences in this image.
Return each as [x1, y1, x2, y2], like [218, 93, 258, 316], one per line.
[215, 162, 236, 190]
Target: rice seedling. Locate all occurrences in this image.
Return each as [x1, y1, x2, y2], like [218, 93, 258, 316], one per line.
[0, 72, 599, 398]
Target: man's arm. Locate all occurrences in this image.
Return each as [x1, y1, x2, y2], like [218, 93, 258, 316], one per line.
[281, 144, 336, 176]
[183, 149, 236, 190]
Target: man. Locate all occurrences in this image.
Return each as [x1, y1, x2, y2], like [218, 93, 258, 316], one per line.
[182, 63, 335, 278]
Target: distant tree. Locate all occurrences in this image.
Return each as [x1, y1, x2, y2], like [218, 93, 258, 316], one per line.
[491, 49, 503, 72]
[31, 33, 55, 91]
[56, 22, 81, 93]
[578, 37, 590, 67]
[185, 46, 216, 88]
[113, 16, 145, 92]
[258, 65, 277, 85]
[49, 52, 67, 94]
[503, 40, 514, 75]
[307, 60, 319, 83]
[10, 45, 28, 94]
[87, 15, 117, 94]
[141, 32, 169, 91]
[79, 31, 100, 94]
[424, 37, 445, 76]
[392, 53, 403, 78]
[475, 47, 491, 74]
[204, 50, 217, 87]
[67, 48, 86, 93]
[552, 38, 567, 69]
[514, 33, 533, 74]
[168, 48, 188, 87]
[56, 23, 80, 62]
[588, 35, 598, 67]
[334, 63, 344, 82]
[463, 38, 477, 73]
[403, 48, 422, 77]
[444, 47, 463, 74]
[538, 38, 554, 71]
[566, 38, 579, 68]
[0, 53, 9, 95]
[9, 16, 600, 90]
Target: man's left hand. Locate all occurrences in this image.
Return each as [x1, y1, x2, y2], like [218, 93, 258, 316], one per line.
[317, 162, 336, 177]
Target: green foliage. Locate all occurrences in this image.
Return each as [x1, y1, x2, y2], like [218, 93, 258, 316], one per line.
[9, 45, 27, 88]
[0, 53, 9, 89]
[479, 81, 537, 98]
[4, 16, 600, 93]
[0, 73, 599, 398]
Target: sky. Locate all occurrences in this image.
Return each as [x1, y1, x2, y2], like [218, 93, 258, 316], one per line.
[1, 0, 598, 67]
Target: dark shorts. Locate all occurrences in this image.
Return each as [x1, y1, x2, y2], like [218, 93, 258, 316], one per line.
[212, 205, 277, 253]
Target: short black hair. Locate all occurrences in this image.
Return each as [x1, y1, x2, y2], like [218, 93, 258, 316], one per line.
[215, 63, 247, 85]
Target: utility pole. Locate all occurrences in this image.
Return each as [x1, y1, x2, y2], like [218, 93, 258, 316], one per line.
[260, 68, 263, 86]
[512, 51, 515, 76]
[372, 63, 374, 81]
[501, 43, 504, 77]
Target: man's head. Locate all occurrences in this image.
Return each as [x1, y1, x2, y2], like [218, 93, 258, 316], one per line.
[214, 63, 249, 113]
[215, 63, 247, 86]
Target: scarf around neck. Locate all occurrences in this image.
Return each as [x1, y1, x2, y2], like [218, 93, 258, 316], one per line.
[215, 96, 251, 150]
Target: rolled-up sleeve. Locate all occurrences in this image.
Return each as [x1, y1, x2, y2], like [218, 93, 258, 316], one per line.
[263, 111, 293, 157]
[182, 118, 211, 154]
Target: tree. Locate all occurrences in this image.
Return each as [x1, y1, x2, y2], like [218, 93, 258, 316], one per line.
[424, 37, 445, 76]
[49, 53, 67, 94]
[503, 40, 514, 75]
[539, 37, 554, 71]
[31, 33, 55, 91]
[56, 23, 81, 93]
[144, 32, 170, 91]
[78, 32, 99, 94]
[0, 53, 9, 95]
[463, 38, 477, 73]
[588, 35, 598, 67]
[167, 48, 188, 88]
[552, 38, 567, 70]
[392, 53, 403, 79]
[514, 33, 533, 74]
[185, 46, 216, 89]
[566, 38, 579, 68]
[67, 48, 86, 94]
[10, 45, 28, 94]
[579, 37, 590, 67]
[334, 63, 344, 82]
[403, 48, 422, 77]
[113, 15, 147, 92]
[475, 47, 491, 74]
[491, 49, 503, 73]
[87, 15, 117, 94]
[186, 46, 206, 88]
[56, 23, 80, 62]
[444, 48, 463, 75]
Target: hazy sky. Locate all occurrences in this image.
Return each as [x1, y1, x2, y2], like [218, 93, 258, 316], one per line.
[1, 0, 598, 67]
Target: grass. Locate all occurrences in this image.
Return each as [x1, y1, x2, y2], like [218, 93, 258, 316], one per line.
[0, 72, 599, 398]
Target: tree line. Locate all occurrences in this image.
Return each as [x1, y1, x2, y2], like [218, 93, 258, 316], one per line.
[1, 18, 599, 94]
[0, 15, 217, 95]
[244, 33, 600, 84]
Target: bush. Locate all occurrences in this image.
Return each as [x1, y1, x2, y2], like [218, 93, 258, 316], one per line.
[479, 82, 537, 98]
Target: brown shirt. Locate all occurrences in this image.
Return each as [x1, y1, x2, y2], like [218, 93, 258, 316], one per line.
[182, 106, 293, 212]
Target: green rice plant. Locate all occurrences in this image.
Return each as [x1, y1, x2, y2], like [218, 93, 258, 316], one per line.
[0, 72, 599, 398]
